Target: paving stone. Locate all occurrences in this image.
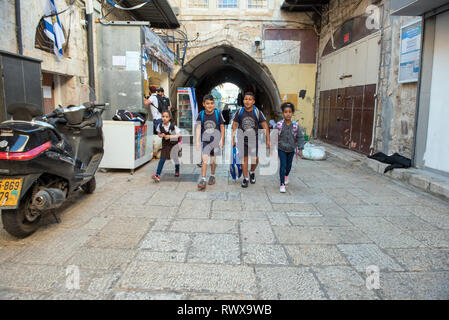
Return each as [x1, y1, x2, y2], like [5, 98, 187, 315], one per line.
[266, 212, 291, 226]
[149, 191, 186, 206]
[255, 266, 325, 299]
[66, 247, 135, 270]
[289, 217, 351, 227]
[114, 291, 188, 300]
[211, 211, 267, 221]
[0, 246, 25, 263]
[106, 206, 178, 219]
[81, 216, 112, 230]
[343, 205, 413, 217]
[188, 293, 255, 300]
[178, 199, 211, 219]
[117, 261, 257, 294]
[87, 232, 145, 249]
[272, 203, 318, 212]
[212, 200, 243, 211]
[348, 217, 426, 248]
[12, 229, 94, 265]
[242, 244, 288, 265]
[273, 226, 371, 245]
[240, 220, 275, 244]
[139, 231, 191, 252]
[285, 245, 348, 266]
[99, 217, 153, 235]
[313, 266, 379, 300]
[185, 192, 227, 200]
[136, 250, 186, 263]
[407, 231, 449, 248]
[383, 216, 439, 231]
[378, 272, 449, 299]
[314, 203, 351, 218]
[0, 263, 65, 291]
[0, 289, 48, 300]
[150, 219, 171, 231]
[170, 219, 238, 234]
[385, 248, 449, 271]
[188, 233, 240, 264]
[242, 200, 273, 211]
[404, 206, 449, 230]
[286, 211, 323, 217]
[337, 244, 404, 272]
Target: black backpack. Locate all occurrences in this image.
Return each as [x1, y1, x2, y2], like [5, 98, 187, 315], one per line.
[112, 110, 145, 124]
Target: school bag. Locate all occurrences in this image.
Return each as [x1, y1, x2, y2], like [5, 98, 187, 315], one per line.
[199, 109, 221, 129]
[112, 109, 145, 125]
[236, 106, 262, 129]
[229, 145, 243, 180]
[276, 120, 301, 160]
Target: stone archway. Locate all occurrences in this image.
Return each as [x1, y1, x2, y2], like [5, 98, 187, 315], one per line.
[171, 45, 282, 120]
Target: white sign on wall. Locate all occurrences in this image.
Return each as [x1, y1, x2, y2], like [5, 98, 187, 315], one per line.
[399, 20, 422, 83]
[263, 40, 301, 65]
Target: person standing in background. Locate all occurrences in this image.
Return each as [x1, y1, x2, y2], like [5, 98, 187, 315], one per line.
[144, 86, 162, 134]
[157, 87, 171, 112]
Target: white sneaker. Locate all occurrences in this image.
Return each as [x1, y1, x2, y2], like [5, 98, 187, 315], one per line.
[285, 176, 289, 185]
[280, 184, 286, 193]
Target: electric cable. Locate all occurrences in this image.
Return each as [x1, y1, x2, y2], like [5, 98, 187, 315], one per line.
[43, 0, 77, 18]
[105, 0, 152, 10]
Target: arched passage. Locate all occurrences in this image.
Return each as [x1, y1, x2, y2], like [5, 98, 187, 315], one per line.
[171, 45, 282, 120]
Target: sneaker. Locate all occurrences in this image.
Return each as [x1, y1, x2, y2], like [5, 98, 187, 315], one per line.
[249, 172, 256, 184]
[280, 184, 286, 193]
[241, 178, 249, 188]
[285, 176, 289, 185]
[174, 172, 180, 178]
[208, 176, 216, 185]
[198, 179, 206, 191]
[152, 174, 160, 183]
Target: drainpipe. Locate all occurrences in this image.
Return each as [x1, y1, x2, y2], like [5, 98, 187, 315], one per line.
[15, 0, 23, 55]
[86, 0, 95, 102]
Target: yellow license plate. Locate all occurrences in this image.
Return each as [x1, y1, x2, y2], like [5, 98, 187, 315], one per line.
[0, 179, 23, 207]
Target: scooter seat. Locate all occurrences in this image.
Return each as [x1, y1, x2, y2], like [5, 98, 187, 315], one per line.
[7, 103, 43, 121]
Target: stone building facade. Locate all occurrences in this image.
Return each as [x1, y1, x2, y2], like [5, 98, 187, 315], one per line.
[315, 0, 420, 158]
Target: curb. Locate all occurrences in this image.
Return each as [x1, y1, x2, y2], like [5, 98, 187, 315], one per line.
[313, 140, 449, 203]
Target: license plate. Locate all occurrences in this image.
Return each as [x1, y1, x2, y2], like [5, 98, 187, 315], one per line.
[0, 179, 23, 207]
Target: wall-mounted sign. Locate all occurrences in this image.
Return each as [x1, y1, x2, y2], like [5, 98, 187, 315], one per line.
[399, 20, 422, 83]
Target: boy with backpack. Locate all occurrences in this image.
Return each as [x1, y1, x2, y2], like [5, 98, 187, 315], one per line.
[196, 94, 225, 191]
[276, 102, 305, 193]
[231, 92, 270, 188]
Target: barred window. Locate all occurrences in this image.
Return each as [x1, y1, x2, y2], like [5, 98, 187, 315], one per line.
[217, 0, 238, 8]
[248, 0, 267, 8]
[35, 17, 69, 55]
[188, 0, 209, 8]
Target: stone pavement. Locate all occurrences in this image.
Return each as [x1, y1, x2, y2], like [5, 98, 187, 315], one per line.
[0, 155, 449, 300]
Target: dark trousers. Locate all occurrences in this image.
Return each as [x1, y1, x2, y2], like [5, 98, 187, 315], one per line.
[153, 118, 162, 134]
[279, 149, 294, 185]
[156, 158, 180, 176]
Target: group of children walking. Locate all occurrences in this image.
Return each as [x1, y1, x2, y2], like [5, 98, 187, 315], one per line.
[151, 92, 305, 193]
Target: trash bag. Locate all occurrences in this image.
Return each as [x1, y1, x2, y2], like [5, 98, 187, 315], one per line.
[368, 152, 411, 173]
[302, 142, 326, 160]
[230, 146, 243, 180]
[112, 109, 146, 125]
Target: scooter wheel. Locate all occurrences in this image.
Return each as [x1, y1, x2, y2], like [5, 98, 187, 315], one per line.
[1, 194, 41, 238]
[81, 177, 96, 194]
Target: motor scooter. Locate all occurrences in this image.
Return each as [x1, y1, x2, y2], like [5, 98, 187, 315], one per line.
[0, 99, 108, 238]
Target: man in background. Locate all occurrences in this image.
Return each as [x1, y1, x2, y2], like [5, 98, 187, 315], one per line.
[144, 86, 162, 134]
[157, 87, 171, 112]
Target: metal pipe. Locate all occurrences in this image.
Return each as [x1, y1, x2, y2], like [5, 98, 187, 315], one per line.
[87, 12, 95, 101]
[15, 0, 23, 55]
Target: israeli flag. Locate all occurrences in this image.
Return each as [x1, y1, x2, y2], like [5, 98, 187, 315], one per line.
[43, 0, 66, 58]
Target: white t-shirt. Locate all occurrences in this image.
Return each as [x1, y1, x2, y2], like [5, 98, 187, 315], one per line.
[156, 122, 180, 135]
[150, 94, 161, 120]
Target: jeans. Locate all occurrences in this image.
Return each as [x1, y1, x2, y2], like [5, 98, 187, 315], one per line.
[156, 158, 179, 176]
[153, 118, 162, 134]
[279, 149, 294, 186]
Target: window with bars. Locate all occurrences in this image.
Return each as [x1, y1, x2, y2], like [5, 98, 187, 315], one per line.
[248, 0, 267, 8]
[217, 0, 238, 8]
[187, 0, 209, 8]
[35, 17, 69, 55]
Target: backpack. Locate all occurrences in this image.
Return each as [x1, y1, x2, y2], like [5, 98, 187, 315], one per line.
[112, 109, 145, 125]
[151, 95, 166, 114]
[199, 109, 221, 129]
[159, 122, 182, 156]
[237, 106, 262, 129]
[276, 120, 301, 160]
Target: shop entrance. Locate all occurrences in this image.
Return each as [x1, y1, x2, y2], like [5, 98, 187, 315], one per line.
[171, 45, 282, 121]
